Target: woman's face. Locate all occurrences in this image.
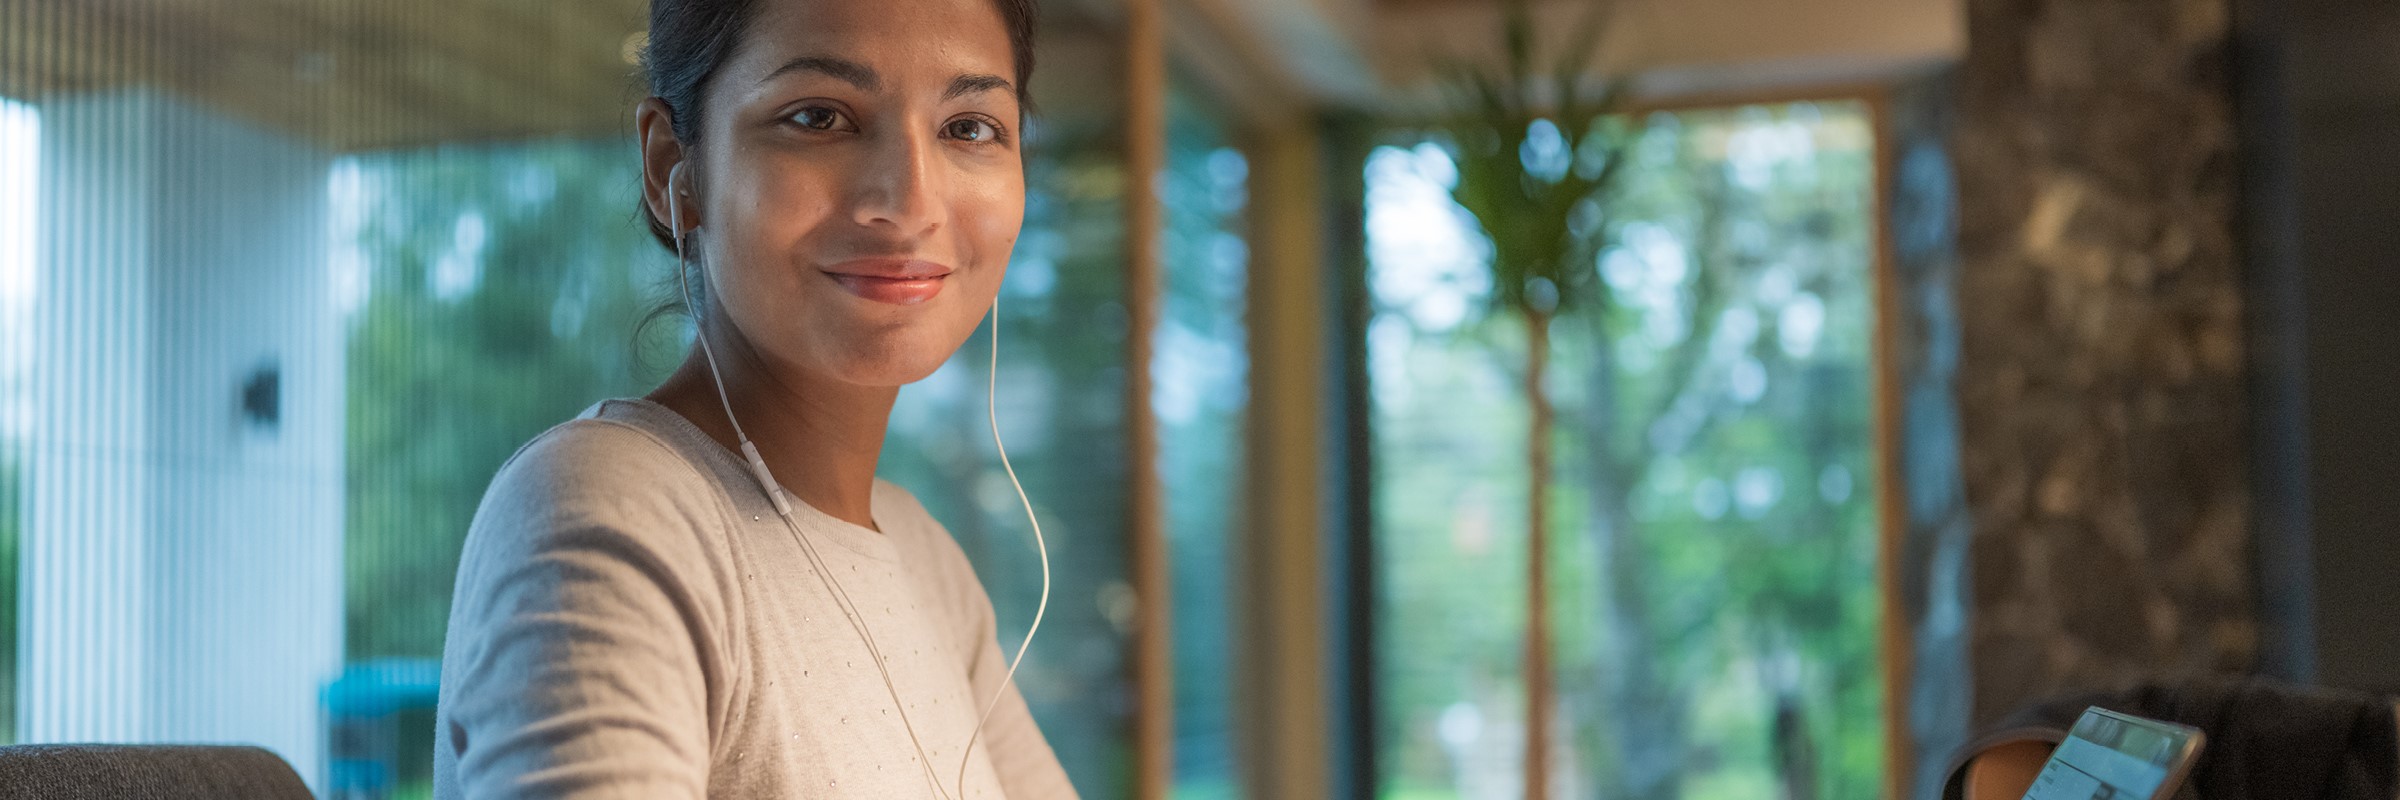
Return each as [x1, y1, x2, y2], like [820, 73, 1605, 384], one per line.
[668, 0, 1024, 388]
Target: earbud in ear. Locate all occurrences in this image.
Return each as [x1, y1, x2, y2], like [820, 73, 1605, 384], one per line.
[666, 161, 687, 237]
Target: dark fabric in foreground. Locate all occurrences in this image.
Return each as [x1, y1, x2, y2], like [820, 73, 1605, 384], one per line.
[0, 744, 314, 800]
[1946, 675, 2400, 800]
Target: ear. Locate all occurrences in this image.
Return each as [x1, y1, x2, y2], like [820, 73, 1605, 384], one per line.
[636, 97, 695, 236]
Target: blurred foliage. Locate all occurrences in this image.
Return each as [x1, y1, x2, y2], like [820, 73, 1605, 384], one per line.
[341, 139, 670, 661]
[1432, 0, 1630, 319]
[1372, 101, 1882, 799]
[1158, 77, 1250, 799]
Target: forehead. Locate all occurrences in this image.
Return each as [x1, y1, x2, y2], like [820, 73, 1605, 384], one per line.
[727, 0, 1016, 86]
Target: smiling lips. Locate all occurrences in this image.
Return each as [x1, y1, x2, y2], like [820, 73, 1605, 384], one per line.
[822, 257, 953, 305]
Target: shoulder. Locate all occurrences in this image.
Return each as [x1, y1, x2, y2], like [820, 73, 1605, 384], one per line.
[483, 417, 721, 522]
[873, 478, 973, 567]
[460, 416, 734, 577]
[873, 478, 1010, 637]
[872, 477, 938, 527]
[447, 414, 748, 651]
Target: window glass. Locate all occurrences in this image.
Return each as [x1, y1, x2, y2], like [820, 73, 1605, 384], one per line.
[1159, 76, 1249, 799]
[0, 97, 37, 746]
[1368, 101, 1883, 799]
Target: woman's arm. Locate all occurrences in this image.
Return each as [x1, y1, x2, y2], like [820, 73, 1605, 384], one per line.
[437, 425, 733, 799]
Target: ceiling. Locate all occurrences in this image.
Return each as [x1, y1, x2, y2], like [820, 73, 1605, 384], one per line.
[4, 0, 651, 150]
[0, 0, 1148, 152]
[0, 0, 1964, 150]
[1185, 0, 1965, 114]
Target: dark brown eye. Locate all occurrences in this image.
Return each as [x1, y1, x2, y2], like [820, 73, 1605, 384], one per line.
[947, 118, 998, 143]
[789, 106, 845, 131]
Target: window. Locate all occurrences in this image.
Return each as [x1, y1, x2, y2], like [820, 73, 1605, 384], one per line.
[1367, 100, 1884, 799]
[1160, 77, 1250, 799]
[0, 97, 37, 746]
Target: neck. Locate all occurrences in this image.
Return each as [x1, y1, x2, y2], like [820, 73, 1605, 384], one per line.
[647, 337, 895, 532]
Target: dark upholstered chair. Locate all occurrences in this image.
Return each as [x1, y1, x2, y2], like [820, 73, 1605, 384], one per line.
[0, 744, 314, 800]
[1943, 676, 2400, 800]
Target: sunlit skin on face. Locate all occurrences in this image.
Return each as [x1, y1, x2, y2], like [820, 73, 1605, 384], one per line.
[636, 0, 1024, 529]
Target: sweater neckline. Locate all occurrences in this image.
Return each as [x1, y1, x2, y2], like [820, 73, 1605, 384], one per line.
[588, 396, 901, 564]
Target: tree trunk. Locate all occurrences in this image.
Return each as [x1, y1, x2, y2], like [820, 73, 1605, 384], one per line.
[1524, 308, 1553, 800]
[1773, 687, 1822, 800]
[1578, 316, 1688, 800]
[1595, 479, 1686, 800]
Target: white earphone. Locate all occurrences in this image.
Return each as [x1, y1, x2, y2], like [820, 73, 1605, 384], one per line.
[667, 159, 1052, 799]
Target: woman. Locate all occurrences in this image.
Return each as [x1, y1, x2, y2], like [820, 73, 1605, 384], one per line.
[430, 0, 1077, 796]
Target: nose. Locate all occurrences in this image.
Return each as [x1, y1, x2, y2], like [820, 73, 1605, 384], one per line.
[850, 123, 945, 236]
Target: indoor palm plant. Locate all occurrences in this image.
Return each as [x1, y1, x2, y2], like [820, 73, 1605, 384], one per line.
[1432, 2, 1631, 796]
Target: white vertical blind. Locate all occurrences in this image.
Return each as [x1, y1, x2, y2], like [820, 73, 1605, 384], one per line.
[11, 6, 347, 783]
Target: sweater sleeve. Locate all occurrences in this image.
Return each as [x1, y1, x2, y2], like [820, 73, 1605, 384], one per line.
[434, 422, 736, 800]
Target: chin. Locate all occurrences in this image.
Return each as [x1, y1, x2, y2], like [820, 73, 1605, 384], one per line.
[833, 358, 949, 388]
[814, 326, 971, 388]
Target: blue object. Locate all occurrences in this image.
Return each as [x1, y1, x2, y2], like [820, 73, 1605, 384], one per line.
[322, 658, 441, 799]
[323, 658, 441, 717]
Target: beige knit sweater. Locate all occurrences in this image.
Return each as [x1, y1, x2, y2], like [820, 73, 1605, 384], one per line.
[433, 398, 1078, 799]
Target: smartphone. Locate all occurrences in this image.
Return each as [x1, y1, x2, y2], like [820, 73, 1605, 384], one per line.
[2019, 706, 2206, 800]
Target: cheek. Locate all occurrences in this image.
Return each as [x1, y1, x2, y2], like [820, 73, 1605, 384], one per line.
[739, 167, 839, 257]
[708, 164, 837, 304]
[954, 174, 1026, 286]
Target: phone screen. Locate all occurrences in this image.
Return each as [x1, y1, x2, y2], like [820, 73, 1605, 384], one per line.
[2020, 708, 2203, 800]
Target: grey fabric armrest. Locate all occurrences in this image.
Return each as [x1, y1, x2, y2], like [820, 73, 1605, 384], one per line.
[0, 744, 314, 800]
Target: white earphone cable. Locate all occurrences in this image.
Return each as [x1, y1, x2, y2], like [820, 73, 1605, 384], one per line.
[670, 166, 757, 454]
[957, 290, 1052, 795]
[672, 165, 1051, 799]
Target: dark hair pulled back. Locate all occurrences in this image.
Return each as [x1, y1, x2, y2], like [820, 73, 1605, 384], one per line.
[637, 0, 1039, 253]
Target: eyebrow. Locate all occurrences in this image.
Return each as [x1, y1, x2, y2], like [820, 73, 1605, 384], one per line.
[943, 73, 1015, 102]
[760, 55, 1015, 102]
[763, 56, 879, 90]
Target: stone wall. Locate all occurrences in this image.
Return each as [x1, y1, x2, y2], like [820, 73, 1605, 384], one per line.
[1951, 0, 2257, 726]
